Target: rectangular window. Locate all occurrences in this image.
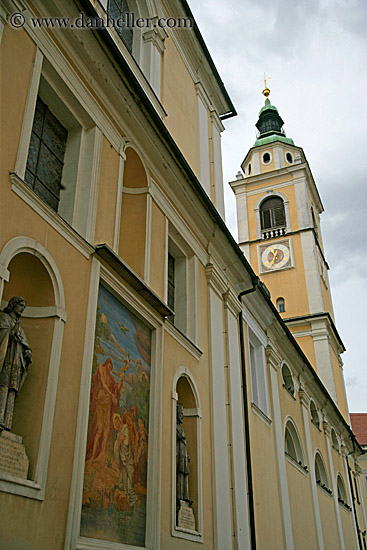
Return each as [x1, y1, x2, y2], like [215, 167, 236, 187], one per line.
[25, 97, 68, 212]
[18, 57, 102, 241]
[108, 0, 133, 54]
[167, 252, 175, 324]
[166, 225, 199, 345]
[248, 328, 269, 416]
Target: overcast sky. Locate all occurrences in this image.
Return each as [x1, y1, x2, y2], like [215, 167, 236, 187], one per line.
[192, 0, 367, 412]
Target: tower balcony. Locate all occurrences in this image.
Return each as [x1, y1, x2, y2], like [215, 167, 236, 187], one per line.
[262, 227, 286, 240]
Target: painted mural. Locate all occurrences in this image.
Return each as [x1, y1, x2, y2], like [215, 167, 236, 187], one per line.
[81, 284, 151, 547]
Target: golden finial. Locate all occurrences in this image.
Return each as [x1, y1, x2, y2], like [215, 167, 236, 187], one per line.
[260, 73, 271, 98]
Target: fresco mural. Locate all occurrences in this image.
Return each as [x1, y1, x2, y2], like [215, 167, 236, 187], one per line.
[81, 284, 151, 546]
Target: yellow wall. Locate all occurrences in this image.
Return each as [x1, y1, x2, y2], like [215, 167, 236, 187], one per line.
[161, 37, 199, 179]
[94, 136, 120, 248]
[0, 27, 36, 177]
[286, 460, 317, 549]
[251, 234, 310, 318]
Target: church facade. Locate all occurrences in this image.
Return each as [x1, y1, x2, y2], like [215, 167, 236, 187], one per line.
[0, 0, 366, 549]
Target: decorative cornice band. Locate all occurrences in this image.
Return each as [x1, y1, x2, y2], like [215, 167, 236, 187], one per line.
[299, 387, 311, 408]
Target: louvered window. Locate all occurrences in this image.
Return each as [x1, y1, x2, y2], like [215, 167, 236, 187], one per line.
[108, 0, 134, 54]
[25, 97, 67, 212]
[260, 197, 286, 231]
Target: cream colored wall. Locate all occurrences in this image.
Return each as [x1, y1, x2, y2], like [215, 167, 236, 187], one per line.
[94, 136, 120, 249]
[286, 460, 318, 549]
[330, 348, 349, 422]
[318, 489, 340, 549]
[161, 37, 199, 179]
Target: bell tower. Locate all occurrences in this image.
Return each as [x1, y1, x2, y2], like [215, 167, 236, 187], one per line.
[230, 87, 349, 420]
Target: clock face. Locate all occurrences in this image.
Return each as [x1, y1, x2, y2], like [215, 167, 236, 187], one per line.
[262, 243, 290, 270]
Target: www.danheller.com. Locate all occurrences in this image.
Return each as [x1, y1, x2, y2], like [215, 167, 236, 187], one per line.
[8, 11, 194, 30]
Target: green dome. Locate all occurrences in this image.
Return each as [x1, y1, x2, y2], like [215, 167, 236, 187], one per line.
[253, 93, 294, 148]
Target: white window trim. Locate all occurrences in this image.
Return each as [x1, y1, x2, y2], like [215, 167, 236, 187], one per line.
[171, 367, 203, 543]
[167, 224, 200, 347]
[261, 150, 273, 165]
[14, 47, 102, 243]
[246, 316, 270, 418]
[65, 260, 163, 550]
[0, 237, 66, 500]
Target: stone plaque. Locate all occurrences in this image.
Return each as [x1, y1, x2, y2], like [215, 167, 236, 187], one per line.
[177, 500, 195, 531]
[0, 431, 29, 478]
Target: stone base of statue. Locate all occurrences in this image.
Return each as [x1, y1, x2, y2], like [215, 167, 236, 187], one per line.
[0, 430, 29, 479]
[177, 499, 195, 531]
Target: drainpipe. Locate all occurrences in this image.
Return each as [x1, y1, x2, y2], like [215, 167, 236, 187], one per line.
[238, 276, 260, 550]
[346, 441, 363, 550]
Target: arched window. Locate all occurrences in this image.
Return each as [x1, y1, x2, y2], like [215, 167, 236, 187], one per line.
[260, 196, 286, 233]
[315, 452, 330, 491]
[281, 363, 294, 395]
[277, 297, 285, 313]
[337, 474, 348, 506]
[284, 419, 306, 468]
[310, 400, 320, 428]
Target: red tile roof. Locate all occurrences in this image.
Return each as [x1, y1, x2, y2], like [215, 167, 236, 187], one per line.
[350, 413, 367, 446]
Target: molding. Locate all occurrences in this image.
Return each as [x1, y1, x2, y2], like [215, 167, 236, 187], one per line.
[223, 288, 242, 316]
[0, 302, 66, 322]
[195, 81, 212, 110]
[285, 453, 309, 476]
[164, 322, 202, 361]
[251, 402, 272, 426]
[122, 186, 150, 194]
[265, 344, 282, 371]
[112, 142, 128, 253]
[14, 47, 43, 179]
[10, 174, 94, 259]
[144, 193, 152, 284]
[84, 127, 103, 243]
[299, 387, 311, 408]
[205, 262, 227, 297]
[65, 260, 163, 549]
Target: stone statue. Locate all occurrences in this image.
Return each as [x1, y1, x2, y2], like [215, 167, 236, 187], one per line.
[0, 297, 32, 431]
[176, 402, 190, 502]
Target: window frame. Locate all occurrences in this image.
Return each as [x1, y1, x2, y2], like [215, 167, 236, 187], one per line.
[245, 314, 270, 421]
[14, 50, 102, 244]
[166, 224, 199, 346]
[255, 191, 292, 240]
[284, 418, 307, 471]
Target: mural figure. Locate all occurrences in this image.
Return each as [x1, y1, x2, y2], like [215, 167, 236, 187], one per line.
[85, 358, 125, 464]
[176, 402, 190, 502]
[136, 417, 148, 487]
[113, 413, 139, 510]
[0, 296, 32, 431]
